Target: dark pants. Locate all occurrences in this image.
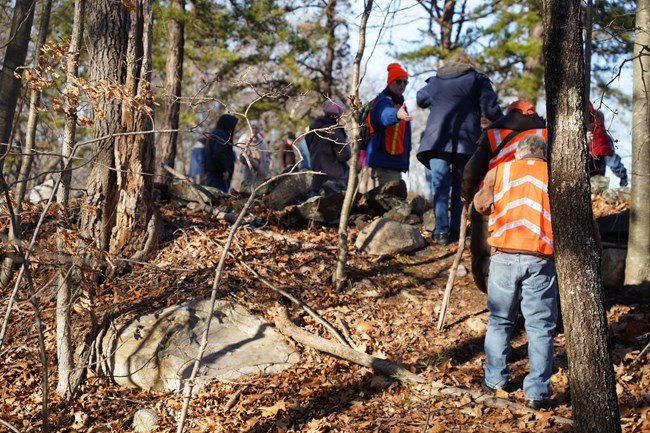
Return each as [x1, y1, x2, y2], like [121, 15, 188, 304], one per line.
[588, 154, 607, 177]
[470, 206, 490, 293]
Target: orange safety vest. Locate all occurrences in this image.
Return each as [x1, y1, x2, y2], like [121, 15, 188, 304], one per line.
[488, 159, 554, 256]
[379, 103, 407, 156]
[487, 128, 547, 170]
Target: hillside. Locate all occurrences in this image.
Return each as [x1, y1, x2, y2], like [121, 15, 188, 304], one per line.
[0, 193, 648, 433]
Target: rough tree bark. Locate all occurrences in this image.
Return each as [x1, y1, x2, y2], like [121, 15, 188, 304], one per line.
[543, 1, 622, 432]
[155, 0, 185, 184]
[77, 0, 126, 265]
[321, 0, 337, 97]
[78, 0, 160, 278]
[332, 0, 372, 290]
[625, 0, 650, 293]
[109, 0, 161, 262]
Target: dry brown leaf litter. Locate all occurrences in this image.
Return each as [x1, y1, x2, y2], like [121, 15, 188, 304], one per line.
[0, 194, 647, 433]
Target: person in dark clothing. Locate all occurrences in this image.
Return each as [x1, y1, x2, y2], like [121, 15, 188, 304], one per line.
[204, 114, 238, 192]
[416, 51, 503, 245]
[306, 98, 351, 193]
[461, 100, 547, 292]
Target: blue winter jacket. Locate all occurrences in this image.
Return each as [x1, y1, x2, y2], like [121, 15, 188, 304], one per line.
[416, 63, 503, 169]
[365, 88, 412, 172]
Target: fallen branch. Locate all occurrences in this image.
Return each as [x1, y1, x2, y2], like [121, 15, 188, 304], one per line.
[276, 308, 571, 424]
[437, 204, 471, 331]
[436, 386, 573, 425]
[0, 418, 22, 433]
[275, 306, 425, 385]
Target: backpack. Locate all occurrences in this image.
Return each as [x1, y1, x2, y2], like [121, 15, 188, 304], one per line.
[356, 98, 376, 150]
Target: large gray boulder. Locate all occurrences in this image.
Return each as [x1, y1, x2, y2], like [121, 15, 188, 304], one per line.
[101, 298, 299, 392]
[166, 181, 229, 205]
[354, 217, 426, 256]
[296, 192, 345, 223]
[28, 178, 56, 203]
[260, 173, 313, 210]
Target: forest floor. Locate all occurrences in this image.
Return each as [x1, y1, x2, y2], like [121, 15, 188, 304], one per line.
[1, 194, 648, 433]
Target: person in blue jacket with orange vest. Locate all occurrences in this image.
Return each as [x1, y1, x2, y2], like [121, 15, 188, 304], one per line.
[362, 63, 413, 193]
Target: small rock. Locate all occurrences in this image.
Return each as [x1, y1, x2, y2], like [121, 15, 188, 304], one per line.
[465, 317, 487, 335]
[590, 175, 610, 195]
[456, 264, 468, 278]
[133, 408, 159, 433]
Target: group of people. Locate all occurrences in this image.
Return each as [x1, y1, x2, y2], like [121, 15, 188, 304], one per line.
[188, 53, 628, 411]
[188, 116, 314, 195]
[359, 54, 625, 411]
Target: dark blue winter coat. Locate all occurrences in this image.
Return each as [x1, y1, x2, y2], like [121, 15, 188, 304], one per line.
[365, 88, 412, 172]
[204, 114, 238, 190]
[416, 63, 503, 169]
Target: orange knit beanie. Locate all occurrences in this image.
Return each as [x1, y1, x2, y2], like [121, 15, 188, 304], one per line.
[386, 63, 408, 85]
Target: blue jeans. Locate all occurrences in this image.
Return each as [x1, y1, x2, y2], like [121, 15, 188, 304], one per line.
[429, 155, 469, 235]
[604, 153, 628, 186]
[484, 253, 558, 400]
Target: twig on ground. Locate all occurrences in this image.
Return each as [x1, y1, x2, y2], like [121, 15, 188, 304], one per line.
[275, 306, 425, 385]
[224, 386, 248, 412]
[334, 311, 358, 349]
[632, 340, 650, 366]
[0, 418, 23, 433]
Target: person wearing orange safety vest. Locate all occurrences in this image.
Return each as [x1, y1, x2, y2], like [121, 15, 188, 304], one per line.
[474, 134, 557, 411]
[362, 62, 413, 193]
[461, 100, 547, 293]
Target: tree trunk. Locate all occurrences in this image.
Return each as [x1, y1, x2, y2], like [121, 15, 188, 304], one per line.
[583, 0, 592, 108]
[543, 1, 622, 432]
[0, 0, 36, 288]
[79, 0, 160, 276]
[55, 0, 86, 396]
[625, 0, 650, 292]
[14, 0, 53, 209]
[109, 0, 160, 262]
[77, 0, 127, 266]
[332, 0, 372, 290]
[155, 0, 185, 184]
[321, 0, 337, 97]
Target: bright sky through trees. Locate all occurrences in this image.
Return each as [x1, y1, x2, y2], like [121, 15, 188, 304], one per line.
[348, 0, 633, 185]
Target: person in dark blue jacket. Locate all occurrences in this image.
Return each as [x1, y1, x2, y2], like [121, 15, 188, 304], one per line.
[416, 51, 503, 245]
[361, 62, 413, 193]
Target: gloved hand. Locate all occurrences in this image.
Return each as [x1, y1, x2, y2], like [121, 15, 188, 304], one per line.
[620, 177, 628, 187]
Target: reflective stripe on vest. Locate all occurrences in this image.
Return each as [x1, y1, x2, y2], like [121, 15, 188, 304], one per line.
[488, 159, 554, 255]
[487, 128, 547, 170]
[384, 110, 407, 156]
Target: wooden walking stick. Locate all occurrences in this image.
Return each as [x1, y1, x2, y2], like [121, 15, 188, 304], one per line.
[437, 203, 472, 331]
